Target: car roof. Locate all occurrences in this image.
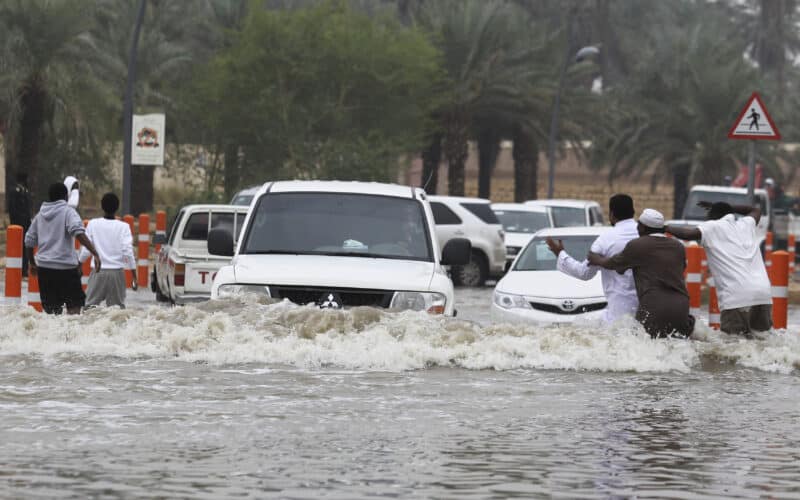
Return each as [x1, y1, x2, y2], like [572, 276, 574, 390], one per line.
[533, 226, 610, 238]
[428, 195, 491, 204]
[492, 203, 548, 213]
[179, 204, 250, 212]
[689, 185, 769, 195]
[259, 180, 420, 199]
[524, 199, 600, 208]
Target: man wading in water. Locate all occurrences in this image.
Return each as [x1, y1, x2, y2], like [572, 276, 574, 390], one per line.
[666, 201, 772, 336]
[545, 194, 639, 324]
[25, 183, 102, 315]
[80, 193, 137, 308]
[588, 209, 695, 338]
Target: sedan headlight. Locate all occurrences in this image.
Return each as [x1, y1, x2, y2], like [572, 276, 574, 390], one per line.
[390, 291, 446, 314]
[217, 284, 271, 298]
[493, 290, 532, 310]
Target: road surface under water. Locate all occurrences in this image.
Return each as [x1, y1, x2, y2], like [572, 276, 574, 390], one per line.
[1, 288, 798, 498]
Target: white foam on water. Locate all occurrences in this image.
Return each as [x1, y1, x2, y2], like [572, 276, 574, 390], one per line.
[0, 299, 797, 373]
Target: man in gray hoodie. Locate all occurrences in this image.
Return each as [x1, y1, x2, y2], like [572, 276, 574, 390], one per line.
[25, 183, 102, 314]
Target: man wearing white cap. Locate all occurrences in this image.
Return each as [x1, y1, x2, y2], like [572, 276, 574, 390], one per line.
[588, 208, 695, 338]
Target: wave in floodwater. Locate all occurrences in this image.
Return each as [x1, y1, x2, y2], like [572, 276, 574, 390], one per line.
[0, 298, 798, 374]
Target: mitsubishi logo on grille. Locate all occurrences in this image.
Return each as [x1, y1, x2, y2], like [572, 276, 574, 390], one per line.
[561, 300, 575, 311]
[319, 293, 342, 309]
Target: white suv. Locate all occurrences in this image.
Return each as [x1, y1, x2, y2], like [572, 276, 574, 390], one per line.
[428, 195, 506, 287]
[209, 181, 471, 316]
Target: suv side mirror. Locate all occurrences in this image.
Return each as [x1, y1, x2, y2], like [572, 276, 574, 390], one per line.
[441, 238, 471, 266]
[208, 228, 234, 257]
[153, 233, 167, 245]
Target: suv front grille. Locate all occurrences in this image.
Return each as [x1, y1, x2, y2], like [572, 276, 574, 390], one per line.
[529, 301, 607, 315]
[269, 286, 394, 308]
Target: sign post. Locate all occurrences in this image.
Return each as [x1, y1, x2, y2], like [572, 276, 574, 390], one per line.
[727, 92, 781, 202]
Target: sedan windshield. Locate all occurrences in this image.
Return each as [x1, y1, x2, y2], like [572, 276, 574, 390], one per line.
[495, 210, 550, 234]
[515, 236, 597, 271]
[242, 193, 432, 261]
[550, 207, 586, 227]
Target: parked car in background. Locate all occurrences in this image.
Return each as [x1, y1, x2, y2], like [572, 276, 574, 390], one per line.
[428, 195, 506, 287]
[152, 204, 249, 303]
[209, 181, 471, 316]
[525, 199, 605, 227]
[230, 185, 260, 206]
[491, 203, 552, 269]
[492, 226, 609, 325]
[665, 185, 770, 247]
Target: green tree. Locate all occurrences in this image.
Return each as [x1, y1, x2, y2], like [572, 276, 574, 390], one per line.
[191, 1, 442, 188]
[0, 0, 112, 200]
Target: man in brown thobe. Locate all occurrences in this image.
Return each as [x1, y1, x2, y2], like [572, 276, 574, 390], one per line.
[588, 209, 695, 338]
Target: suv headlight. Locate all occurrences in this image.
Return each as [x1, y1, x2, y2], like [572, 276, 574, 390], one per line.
[493, 290, 531, 310]
[390, 291, 446, 314]
[217, 284, 271, 298]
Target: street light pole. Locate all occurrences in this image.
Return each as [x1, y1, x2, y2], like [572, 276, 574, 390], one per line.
[546, 12, 574, 200]
[122, 0, 147, 215]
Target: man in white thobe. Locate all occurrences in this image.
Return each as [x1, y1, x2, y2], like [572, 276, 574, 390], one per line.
[545, 194, 639, 324]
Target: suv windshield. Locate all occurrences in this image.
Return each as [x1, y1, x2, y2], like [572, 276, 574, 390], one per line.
[242, 193, 432, 261]
[515, 236, 596, 271]
[495, 210, 549, 234]
[550, 207, 586, 227]
[683, 191, 767, 220]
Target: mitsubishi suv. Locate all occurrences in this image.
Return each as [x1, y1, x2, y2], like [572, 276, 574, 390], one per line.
[208, 181, 470, 316]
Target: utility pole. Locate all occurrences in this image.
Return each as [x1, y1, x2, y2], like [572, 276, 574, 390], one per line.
[122, 0, 147, 215]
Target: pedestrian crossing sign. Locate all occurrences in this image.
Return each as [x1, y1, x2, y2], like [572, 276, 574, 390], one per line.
[728, 92, 781, 140]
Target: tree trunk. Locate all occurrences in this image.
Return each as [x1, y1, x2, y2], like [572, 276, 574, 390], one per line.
[18, 79, 47, 200]
[443, 112, 468, 196]
[223, 143, 240, 199]
[758, 0, 790, 101]
[672, 162, 691, 219]
[130, 165, 154, 216]
[477, 129, 500, 199]
[420, 133, 441, 194]
[512, 125, 539, 202]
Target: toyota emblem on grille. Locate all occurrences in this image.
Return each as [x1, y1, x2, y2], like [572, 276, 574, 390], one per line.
[319, 293, 342, 309]
[561, 300, 575, 311]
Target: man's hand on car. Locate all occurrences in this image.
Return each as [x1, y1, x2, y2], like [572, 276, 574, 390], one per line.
[545, 237, 565, 257]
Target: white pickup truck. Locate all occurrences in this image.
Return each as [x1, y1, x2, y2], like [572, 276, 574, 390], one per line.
[152, 204, 249, 304]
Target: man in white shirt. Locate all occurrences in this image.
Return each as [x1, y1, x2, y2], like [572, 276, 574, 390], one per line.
[80, 193, 137, 308]
[545, 194, 639, 323]
[666, 201, 771, 336]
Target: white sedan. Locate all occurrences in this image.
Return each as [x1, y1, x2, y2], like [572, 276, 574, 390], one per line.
[492, 227, 609, 324]
[491, 203, 552, 268]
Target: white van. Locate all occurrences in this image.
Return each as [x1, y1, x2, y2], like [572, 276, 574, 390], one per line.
[209, 181, 470, 316]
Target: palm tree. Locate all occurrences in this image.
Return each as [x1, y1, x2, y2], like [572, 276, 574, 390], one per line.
[89, 0, 200, 214]
[0, 0, 108, 199]
[595, 3, 773, 217]
[414, 0, 540, 196]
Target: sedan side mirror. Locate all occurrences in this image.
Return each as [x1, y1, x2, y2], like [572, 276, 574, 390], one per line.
[153, 233, 167, 245]
[208, 228, 234, 257]
[441, 238, 471, 266]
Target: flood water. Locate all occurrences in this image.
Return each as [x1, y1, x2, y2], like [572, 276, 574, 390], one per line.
[1, 288, 798, 498]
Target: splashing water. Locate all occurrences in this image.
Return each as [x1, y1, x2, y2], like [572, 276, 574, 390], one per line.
[1, 298, 797, 373]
